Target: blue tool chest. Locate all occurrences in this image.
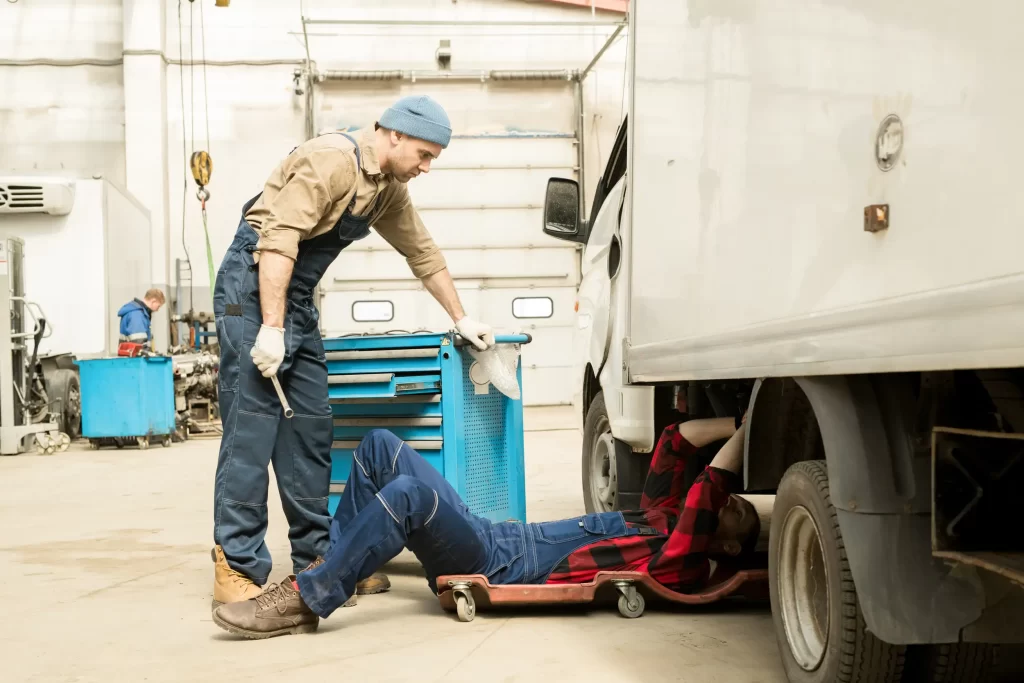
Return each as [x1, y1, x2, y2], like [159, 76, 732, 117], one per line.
[324, 332, 530, 523]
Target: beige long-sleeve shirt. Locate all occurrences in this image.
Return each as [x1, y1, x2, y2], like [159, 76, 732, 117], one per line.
[244, 128, 447, 280]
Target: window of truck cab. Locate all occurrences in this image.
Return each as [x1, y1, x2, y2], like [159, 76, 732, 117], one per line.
[586, 116, 628, 243]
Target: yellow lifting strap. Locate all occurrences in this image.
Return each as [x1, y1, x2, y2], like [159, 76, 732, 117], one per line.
[190, 151, 217, 290]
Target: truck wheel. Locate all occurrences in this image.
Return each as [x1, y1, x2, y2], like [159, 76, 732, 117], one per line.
[46, 369, 81, 440]
[770, 460, 905, 683]
[904, 643, 995, 682]
[991, 645, 1024, 682]
[582, 392, 645, 513]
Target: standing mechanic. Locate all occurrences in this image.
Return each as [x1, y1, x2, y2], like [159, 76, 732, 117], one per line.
[211, 95, 496, 609]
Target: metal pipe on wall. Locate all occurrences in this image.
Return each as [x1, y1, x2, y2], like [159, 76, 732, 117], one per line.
[318, 69, 572, 82]
[580, 23, 625, 79]
[304, 70, 316, 141]
[304, 18, 626, 28]
[490, 70, 573, 81]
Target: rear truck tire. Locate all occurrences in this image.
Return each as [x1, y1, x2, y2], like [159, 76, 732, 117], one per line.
[769, 460, 905, 683]
[991, 645, 1024, 682]
[582, 392, 648, 513]
[46, 369, 81, 440]
[904, 643, 996, 683]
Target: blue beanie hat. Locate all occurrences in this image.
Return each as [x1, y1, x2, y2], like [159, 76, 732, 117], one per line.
[379, 95, 452, 149]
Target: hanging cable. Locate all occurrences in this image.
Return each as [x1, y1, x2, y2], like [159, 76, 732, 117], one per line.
[189, 0, 196, 157]
[200, 0, 211, 153]
[177, 0, 194, 312]
[189, 0, 217, 292]
[172, 0, 218, 305]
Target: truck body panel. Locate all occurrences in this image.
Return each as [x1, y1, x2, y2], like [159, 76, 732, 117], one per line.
[626, 0, 1024, 382]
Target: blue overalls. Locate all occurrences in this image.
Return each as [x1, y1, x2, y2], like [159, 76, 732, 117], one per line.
[298, 430, 637, 617]
[213, 133, 372, 583]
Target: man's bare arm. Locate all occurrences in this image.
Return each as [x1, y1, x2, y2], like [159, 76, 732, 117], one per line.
[421, 268, 465, 322]
[258, 251, 295, 328]
[709, 424, 745, 474]
[677, 417, 738, 449]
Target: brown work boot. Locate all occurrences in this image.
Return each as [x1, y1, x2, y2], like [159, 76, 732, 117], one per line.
[212, 576, 318, 640]
[299, 555, 358, 607]
[211, 545, 262, 610]
[356, 572, 391, 595]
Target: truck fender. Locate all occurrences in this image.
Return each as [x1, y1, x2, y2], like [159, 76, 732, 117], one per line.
[747, 374, 987, 644]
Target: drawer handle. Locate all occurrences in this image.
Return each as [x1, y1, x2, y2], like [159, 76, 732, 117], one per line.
[328, 373, 394, 385]
[334, 417, 442, 427]
[326, 349, 438, 361]
[332, 439, 443, 450]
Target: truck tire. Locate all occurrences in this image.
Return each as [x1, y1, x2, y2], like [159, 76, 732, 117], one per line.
[991, 645, 1024, 682]
[770, 460, 905, 683]
[904, 643, 995, 682]
[582, 392, 647, 513]
[46, 368, 81, 440]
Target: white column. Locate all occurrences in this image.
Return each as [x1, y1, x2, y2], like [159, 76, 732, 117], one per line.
[122, 0, 171, 351]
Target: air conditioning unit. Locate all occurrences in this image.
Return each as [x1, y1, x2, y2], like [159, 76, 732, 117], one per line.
[0, 177, 76, 216]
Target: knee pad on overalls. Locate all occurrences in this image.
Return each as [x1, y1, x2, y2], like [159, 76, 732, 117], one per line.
[355, 429, 405, 473]
[376, 475, 438, 530]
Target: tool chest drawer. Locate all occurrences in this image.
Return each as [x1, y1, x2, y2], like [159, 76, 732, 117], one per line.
[323, 332, 530, 523]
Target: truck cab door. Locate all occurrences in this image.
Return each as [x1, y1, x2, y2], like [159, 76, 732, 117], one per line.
[578, 120, 629, 377]
[578, 179, 625, 375]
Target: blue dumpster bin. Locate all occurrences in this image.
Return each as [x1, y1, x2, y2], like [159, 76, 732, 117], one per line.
[76, 356, 176, 449]
[324, 332, 529, 522]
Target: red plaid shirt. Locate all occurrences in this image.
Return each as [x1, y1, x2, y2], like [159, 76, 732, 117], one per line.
[546, 423, 739, 592]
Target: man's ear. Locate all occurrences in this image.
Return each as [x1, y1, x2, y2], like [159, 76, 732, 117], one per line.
[711, 540, 742, 556]
[390, 130, 404, 145]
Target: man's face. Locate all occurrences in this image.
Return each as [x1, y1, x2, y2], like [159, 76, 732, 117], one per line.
[711, 494, 758, 556]
[144, 298, 163, 313]
[389, 131, 441, 183]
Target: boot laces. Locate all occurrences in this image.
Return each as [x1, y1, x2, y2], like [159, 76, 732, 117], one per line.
[254, 582, 290, 613]
[230, 570, 253, 588]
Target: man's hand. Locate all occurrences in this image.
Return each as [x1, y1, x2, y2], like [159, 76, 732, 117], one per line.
[251, 325, 286, 377]
[420, 269, 495, 350]
[455, 316, 496, 351]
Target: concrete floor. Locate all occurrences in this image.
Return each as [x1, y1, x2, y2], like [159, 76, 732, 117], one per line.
[0, 407, 786, 683]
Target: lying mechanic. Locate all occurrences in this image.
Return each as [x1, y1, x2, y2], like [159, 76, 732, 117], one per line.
[213, 417, 760, 638]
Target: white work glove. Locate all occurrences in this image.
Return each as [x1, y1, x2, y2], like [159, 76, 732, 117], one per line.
[250, 324, 286, 378]
[455, 316, 495, 351]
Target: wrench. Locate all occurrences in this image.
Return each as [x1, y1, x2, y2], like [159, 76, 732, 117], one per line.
[270, 375, 295, 419]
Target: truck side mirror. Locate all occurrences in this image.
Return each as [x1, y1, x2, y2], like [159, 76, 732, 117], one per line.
[543, 178, 586, 244]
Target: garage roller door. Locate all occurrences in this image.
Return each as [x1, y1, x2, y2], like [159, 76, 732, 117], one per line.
[316, 82, 578, 405]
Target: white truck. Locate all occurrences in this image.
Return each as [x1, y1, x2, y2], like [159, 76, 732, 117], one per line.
[542, 2, 1024, 681]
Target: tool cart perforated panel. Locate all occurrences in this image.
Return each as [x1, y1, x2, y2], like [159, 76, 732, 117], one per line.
[324, 332, 529, 522]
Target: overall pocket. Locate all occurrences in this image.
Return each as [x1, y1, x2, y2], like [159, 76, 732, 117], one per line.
[485, 523, 527, 584]
[533, 513, 608, 545]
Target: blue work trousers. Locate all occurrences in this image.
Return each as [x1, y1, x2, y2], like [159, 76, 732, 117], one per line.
[297, 429, 631, 617]
[212, 220, 333, 582]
